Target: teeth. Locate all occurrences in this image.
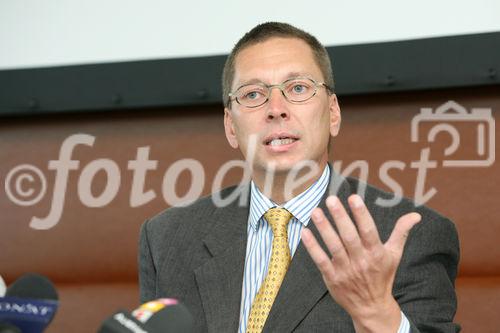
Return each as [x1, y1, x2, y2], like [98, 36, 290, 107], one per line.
[269, 138, 295, 146]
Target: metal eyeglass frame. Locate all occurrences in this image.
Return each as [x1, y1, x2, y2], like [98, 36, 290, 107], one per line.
[228, 77, 333, 108]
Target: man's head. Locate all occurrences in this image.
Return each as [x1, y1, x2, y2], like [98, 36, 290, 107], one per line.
[222, 22, 341, 186]
[222, 22, 335, 108]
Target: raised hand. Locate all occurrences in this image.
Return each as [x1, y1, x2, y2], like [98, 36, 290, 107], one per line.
[301, 195, 421, 333]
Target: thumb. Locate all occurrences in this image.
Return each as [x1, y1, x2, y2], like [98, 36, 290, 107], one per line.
[385, 212, 421, 257]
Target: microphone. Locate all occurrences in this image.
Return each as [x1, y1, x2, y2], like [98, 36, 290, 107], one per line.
[98, 298, 194, 333]
[0, 275, 5, 297]
[0, 273, 59, 333]
[98, 311, 148, 333]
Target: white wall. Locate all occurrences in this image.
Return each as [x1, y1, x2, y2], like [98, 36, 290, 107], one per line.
[1, 0, 499, 70]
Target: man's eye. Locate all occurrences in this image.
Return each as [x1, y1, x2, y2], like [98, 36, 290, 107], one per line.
[244, 91, 262, 100]
[288, 83, 310, 95]
[293, 85, 306, 93]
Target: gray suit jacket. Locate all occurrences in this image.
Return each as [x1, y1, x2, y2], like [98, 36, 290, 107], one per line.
[139, 173, 460, 332]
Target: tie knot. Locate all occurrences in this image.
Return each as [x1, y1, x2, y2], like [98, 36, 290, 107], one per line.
[263, 208, 293, 237]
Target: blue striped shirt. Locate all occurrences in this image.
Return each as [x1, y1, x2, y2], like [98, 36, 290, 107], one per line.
[237, 165, 410, 332]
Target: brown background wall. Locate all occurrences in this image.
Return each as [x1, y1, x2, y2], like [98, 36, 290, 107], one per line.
[1, 85, 499, 332]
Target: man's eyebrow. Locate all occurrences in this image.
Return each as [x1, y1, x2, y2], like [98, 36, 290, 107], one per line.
[235, 72, 313, 88]
[284, 71, 310, 79]
[236, 78, 265, 87]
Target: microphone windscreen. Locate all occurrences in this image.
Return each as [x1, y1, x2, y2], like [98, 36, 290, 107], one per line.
[6, 274, 58, 301]
[145, 304, 194, 332]
[97, 311, 148, 333]
[132, 299, 194, 332]
[1, 274, 59, 333]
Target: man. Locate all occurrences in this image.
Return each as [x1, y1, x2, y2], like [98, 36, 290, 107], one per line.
[139, 22, 459, 332]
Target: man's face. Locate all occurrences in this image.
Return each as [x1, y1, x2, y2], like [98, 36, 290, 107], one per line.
[224, 37, 341, 179]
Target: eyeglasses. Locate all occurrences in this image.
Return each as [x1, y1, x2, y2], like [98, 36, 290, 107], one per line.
[228, 77, 332, 108]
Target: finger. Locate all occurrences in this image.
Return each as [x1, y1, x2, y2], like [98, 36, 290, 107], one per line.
[385, 212, 422, 257]
[301, 228, 336, 278]
[326, 196, 364, 260]
[348, 194, 382, 250]
[310, 208, 349, 266]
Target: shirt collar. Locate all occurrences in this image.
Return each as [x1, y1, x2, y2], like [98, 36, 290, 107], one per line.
[248, 165, 330, 231]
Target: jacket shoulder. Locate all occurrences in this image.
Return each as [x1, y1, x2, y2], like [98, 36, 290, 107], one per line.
[343, 176, 452, 221]
[142, 184, 244, 244]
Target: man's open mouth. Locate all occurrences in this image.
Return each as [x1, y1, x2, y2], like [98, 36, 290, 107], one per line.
[264, 133, 300, 146]
[266, 137, 298, 146]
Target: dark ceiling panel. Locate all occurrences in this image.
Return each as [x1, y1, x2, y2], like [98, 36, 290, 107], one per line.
[0, 32, 499, 116]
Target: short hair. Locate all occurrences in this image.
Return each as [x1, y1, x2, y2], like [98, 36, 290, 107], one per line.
[222, 22, 335, 108]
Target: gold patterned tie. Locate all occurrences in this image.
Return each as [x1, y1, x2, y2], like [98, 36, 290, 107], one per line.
[246, 207, 293, 333]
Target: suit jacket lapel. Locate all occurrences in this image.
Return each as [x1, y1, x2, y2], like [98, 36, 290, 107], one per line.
[194, 184, 250, 333]
[263, 170, 351, 332]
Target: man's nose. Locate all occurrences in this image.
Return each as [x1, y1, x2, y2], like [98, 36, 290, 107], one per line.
[266, 87, 290, 120]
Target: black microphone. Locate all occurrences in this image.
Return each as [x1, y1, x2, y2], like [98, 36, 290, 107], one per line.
[98, 311, 148, 333]
[98, 298, 194, 333]
[0, 273, 59, 333]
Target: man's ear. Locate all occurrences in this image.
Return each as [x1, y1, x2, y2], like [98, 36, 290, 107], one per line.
[329, 94, 341, 137]
[224, 107, 239, 149]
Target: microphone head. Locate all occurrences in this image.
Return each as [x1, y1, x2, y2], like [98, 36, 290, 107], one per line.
[97, 311, 148, 333]
[1, 274, 59, 333]
[133, 299, 194, 332]
[6, 273, 58, 301]
[98, 298, 194, 333]
[0, 275, 5, 297]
